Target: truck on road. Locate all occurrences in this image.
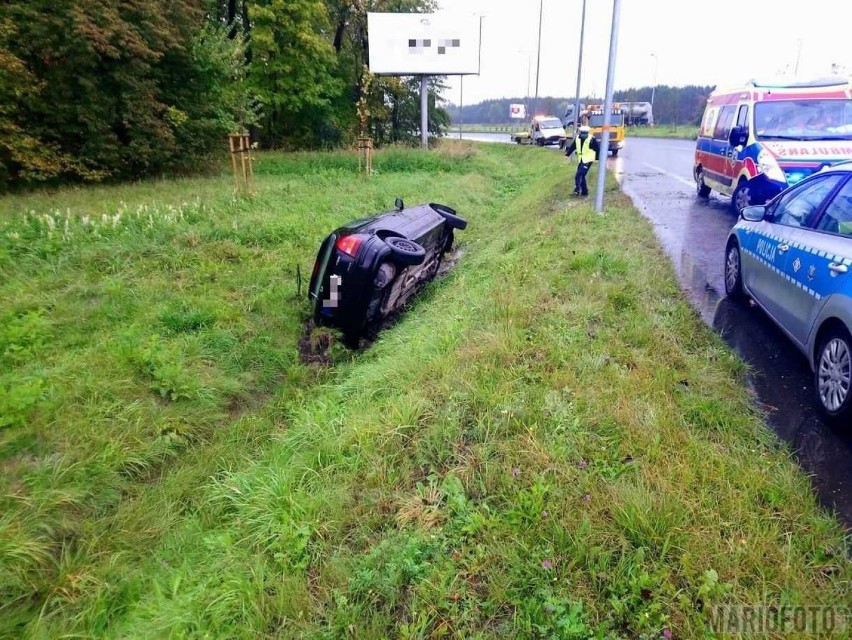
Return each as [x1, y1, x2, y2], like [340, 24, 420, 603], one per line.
[560, 104, 626, 156]
[511, 115, 567, 147]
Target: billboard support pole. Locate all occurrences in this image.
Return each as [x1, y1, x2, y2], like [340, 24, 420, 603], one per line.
[459, 75, 463, 140]
[421, 75, 429, 149]
[594, 0, 622, 214]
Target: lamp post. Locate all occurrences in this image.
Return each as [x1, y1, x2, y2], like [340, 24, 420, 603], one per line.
[519, 49, 532, 119]
[572, 0, 587, 133]
[650, 53, 659, 126]
[593, 0, 623, 214]
[532, 0, 543, 119]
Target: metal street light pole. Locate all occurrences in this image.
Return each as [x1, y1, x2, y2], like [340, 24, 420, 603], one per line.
[519, 50, 531, 118]
[594, 0, 623, 214]
[572, 0, 588, 133]
[650, 53, 658, 126]
[532, 0, 543, 119]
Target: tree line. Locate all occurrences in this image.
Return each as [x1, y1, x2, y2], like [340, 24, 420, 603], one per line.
[0, 0, 449, 189]
[447, 85, 715, 127]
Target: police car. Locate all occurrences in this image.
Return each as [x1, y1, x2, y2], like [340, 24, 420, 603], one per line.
[725, 162, 852, 425]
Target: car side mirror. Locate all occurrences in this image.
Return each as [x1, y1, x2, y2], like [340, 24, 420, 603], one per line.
[395, 197, 404, 211]
[740, 204, 766, 222]
[729, 125, 748, 147]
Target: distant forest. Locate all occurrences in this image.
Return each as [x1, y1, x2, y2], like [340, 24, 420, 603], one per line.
[445, 85, 715, 126]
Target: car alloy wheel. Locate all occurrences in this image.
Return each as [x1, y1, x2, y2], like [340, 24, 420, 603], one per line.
[724, 242, 744, 300]
[732, 181, 752, 214]
[385, 235, 426, 266]
[816, 332, 852, 422]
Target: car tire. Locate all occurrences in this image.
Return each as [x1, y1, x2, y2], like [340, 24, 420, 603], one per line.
[430, 203, 468, 230]
[814, 325, 852, 427]
[385, 236, 426, 266]
[610, 148, 619, 157]
[732, 180, 753, 214]
[724, 240, 745, 301]
[443, 230, 455, 253]
[696, 168, 711, 198]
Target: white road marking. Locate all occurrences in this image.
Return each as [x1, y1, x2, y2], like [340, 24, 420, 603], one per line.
[643, 162, 695, 189]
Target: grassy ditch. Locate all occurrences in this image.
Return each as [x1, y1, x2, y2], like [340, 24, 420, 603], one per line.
[0, 142, 848, 638]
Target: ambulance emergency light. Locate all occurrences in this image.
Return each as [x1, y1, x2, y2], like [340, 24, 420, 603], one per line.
[367, 12, 482, 76]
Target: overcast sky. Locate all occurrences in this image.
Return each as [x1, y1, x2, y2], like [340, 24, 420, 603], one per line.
[435, 0, 852, 105]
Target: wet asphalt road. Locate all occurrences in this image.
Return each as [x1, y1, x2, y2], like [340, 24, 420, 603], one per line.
[617, 137, 852, 529]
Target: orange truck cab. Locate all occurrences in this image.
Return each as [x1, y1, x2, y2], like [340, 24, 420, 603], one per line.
[580, 104, 626, 156]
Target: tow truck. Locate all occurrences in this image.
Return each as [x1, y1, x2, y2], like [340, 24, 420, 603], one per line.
[511, 115, 567, 147]
[560, 104, 626, 156]
[583, 104, 626, 156]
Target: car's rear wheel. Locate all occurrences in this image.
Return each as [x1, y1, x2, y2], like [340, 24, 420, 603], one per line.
[696, 168, 711, 198]
[724, 240, 745, 301]
[610, 148, 619, 157]
[815, 326, 852, 427]
[385, 236, 426, 266]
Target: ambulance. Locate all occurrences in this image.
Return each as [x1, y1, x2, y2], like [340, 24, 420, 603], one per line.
[694, 77, 852, 213]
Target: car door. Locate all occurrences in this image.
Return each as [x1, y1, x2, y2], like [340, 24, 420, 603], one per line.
[754, 174, 847, 344]
[706, 106, 737, 192]
[722, 104, 750, 186]
[782, 176, 852, 345]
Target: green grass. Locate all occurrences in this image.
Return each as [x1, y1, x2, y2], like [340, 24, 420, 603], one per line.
[629, 125, 699, 140]
[1, 142, 849, 638]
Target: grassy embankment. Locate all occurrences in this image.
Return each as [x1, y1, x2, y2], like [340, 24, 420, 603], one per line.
[628, 126, 700, 140]
[0, 142, 848, 638]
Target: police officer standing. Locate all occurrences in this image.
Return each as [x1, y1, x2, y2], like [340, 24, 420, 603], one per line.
[564, 125, 600, 196]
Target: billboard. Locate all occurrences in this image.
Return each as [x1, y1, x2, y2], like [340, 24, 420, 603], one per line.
[368, 12, 481, 76]
[510, 104, 526, 119]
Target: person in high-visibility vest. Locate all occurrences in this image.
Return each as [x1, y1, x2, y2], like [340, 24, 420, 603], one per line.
[564, 125, 600, 197]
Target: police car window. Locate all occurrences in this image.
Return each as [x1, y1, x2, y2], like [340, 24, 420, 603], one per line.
[773, 175, 844, 228]
[713, 106, 736, 140]
[816, 179, 852, 236]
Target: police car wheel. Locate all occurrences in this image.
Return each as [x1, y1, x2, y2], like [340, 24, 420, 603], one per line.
[732, 181, 752, 214]
[815, 326, 852, 426]
[724, 241, 745, 300]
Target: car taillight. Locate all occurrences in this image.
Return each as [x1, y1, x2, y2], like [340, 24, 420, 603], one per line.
[336, 235, 363, 257]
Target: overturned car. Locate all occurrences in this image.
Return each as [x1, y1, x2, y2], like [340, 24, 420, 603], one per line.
[309, 199, 467, 342]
